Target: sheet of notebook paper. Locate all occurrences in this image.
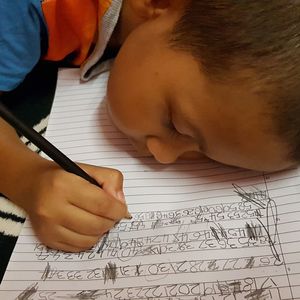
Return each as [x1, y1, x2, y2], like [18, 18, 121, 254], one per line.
[1, 69, 300, 300]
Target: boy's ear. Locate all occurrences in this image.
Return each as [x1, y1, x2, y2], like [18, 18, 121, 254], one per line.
[118, 0, 187, 43]
[127, 0, 181, 20]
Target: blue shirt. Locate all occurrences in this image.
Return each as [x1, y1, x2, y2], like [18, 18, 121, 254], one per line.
[0, 0, 47, 91]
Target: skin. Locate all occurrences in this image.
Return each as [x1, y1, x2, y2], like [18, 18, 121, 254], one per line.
[107, 0, 294, 172]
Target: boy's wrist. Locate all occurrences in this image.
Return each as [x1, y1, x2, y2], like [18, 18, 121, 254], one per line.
[1, 149, 51, 209]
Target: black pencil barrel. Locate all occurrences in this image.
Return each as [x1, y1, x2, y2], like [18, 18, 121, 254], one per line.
[0, 102, 100, 187]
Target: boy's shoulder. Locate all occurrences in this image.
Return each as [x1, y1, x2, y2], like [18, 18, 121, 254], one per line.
[41, 0, 111, 65]
[0, 0, 47, 92]
[0, 0, 121, 92]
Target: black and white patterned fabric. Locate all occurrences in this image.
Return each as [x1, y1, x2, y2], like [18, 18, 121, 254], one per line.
[0, 61, 58, 282]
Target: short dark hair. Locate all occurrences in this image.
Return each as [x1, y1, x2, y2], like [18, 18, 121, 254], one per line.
[171, 1, 300, 162]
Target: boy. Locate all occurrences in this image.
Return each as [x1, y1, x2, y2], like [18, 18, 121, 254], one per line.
[0, 0, 299, 252]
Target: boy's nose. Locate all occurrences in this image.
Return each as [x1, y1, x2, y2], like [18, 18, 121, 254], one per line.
[146, 136, 200, 164]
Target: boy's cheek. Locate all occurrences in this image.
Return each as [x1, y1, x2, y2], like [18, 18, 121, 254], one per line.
[128, 138, 152, 156]
[179, 151, 206, 160]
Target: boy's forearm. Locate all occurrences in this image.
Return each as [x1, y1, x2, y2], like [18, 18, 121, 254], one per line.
[0, 117, 46, 204]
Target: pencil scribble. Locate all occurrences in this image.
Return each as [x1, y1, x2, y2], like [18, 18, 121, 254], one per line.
[245, 222, 262, 241]
[69, 290, 102, 299]
[233, 184, 267, 209]
[245, 256, 255, 269]
[103, 261, 117, 284]
[210, 226, 220, 241]
[41, 262, 51, 281]
[16, 282, 38, 300]
[151, 218, 163, 229]
[97, 232, 109, 254]
[135, 263, 142, 276]
[245, 277, 278, 300]
[208, 260, 218, 271]
[233, 183, 282, 263]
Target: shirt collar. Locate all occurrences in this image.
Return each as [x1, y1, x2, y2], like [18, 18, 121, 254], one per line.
[80, 0, 123, 81]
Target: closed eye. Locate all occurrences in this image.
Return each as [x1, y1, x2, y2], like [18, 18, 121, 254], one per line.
[164, 104, 207, 153]
[166, 109, 207, 152]
[164, 117, 182, 137]
[163, 109, 182, 134]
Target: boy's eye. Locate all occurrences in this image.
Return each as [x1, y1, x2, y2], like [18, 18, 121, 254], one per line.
[166, 120, 182, 137]
[163, 115, 179, 132]
[167, 120, 177, 131]
[163, 109, 182, 136]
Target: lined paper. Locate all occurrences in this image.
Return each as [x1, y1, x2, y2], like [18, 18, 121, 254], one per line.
[1, 68, 300, 299]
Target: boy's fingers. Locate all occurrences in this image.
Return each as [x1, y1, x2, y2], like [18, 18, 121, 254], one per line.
[56, 226, 100, 250]
[78, 164, 125, 202]
[70, 181, 129, 221]
[50, 242, 86, 253]
[100, 168, 125, 202]
[33, 224, 100, 253]
[61, 205, 115, 236]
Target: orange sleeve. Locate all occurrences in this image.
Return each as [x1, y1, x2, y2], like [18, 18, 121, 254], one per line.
[42, 0, 112, 65]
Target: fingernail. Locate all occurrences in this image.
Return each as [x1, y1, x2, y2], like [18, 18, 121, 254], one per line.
[117, 191, 126, 202]
[125, 211, 133, 219]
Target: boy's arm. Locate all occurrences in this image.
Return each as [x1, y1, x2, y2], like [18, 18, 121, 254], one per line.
[0, 93, 128, 252]
[0, 92, 46, 201]
[0, 106, 45, 200]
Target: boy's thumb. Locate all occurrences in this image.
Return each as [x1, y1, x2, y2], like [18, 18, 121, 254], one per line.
[78, 163, 126, 202]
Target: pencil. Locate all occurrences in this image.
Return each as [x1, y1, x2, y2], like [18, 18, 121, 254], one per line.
[0, 102, 132, 219]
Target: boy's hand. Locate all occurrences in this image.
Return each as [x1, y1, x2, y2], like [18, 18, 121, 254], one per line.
[0, 119, 127, 252]
[17, 161, 128, 252]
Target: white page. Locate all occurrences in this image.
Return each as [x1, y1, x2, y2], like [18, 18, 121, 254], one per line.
[1, 69, 300, 299]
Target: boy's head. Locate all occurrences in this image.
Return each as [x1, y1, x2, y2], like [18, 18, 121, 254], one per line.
[107, 0, 300, 171]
